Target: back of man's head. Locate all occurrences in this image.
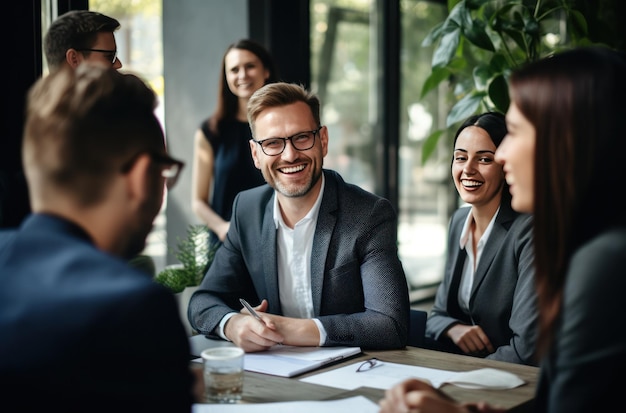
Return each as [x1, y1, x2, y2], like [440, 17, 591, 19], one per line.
[23, 63, 164, 208]
[44, 10, 120, 72]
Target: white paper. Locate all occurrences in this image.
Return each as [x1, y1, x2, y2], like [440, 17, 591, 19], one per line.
[300, 361, 525, 391]
[301, 360, 456, 390]
[191, 395, 378, 413]
[243, 345, 362, 377]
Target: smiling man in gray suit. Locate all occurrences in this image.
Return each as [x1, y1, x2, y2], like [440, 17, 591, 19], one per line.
[188, 82, 409, 351]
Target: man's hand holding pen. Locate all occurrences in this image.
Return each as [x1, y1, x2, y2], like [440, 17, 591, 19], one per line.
[226, 298, 322, 350]
[223, 298, 284, 352]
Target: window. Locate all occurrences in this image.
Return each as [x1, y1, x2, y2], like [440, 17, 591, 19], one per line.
[311, 0, 450, 299]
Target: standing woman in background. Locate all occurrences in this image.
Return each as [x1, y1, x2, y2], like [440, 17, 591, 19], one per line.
[379, 46, 626, 413]
[192, 39, 278, 245]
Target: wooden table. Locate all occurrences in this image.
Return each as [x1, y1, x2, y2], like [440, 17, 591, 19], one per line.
[191, 338, 538, 412]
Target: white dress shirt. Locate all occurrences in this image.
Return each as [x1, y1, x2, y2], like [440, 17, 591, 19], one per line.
[219, 175, 327, 345]
[457, 206, 499, 315]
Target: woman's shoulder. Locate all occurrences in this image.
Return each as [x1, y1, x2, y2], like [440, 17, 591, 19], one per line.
[569, 227, 626, 292]
[450, 205, 471, 223]
[199, 118, 250, 145]
[564, 227, 626, 325]
[574, 227, 626, 264]
[198, 118, 214, 140]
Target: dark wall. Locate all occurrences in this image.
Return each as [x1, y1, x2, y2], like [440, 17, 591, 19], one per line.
[2, 2, 40, 227]
[2, 1, 89, 228]
[248, 0, 311, 86]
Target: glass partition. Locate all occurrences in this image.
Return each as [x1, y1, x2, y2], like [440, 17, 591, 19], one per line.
[311, 0, 451, 298]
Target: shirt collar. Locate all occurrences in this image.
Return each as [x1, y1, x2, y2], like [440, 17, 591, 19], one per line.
[459, 205, 500, 249]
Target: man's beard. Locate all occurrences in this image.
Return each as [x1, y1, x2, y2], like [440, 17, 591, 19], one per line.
[264, 168, 322, 198]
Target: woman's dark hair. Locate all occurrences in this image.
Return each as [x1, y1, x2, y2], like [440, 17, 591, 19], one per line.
[509, 47, 626, 355]
[208, 39, 279, 134]
[453, 111, 509, 203]
[453, 111, 507, 147]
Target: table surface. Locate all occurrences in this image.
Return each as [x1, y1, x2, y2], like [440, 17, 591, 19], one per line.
[190, 336, 539, 412]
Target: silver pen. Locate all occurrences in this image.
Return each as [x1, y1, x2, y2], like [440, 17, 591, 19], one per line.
[239, 298, 265, 325]
[239, 298, 283, 345]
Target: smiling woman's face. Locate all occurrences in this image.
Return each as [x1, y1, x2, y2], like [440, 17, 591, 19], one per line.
[495, 102, 536, 214]
[452, 125, 504, 209]
[224, 48, 269, 100]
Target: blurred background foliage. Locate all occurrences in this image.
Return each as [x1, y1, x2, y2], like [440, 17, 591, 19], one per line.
[419, 0, 626, 163]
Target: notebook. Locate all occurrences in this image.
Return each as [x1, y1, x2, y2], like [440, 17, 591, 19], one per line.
[244, 345, 362, 378]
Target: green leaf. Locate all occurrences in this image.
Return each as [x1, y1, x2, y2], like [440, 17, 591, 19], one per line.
[421, 129, 444, 165]
[489, 53, 509, 73]
[487, 74, 509, 113]
[420, 66, 451, 99]
[568, 10, 588, 39]
[447, 0, 469, 26]
[421, 20, 445, 47]
[432, 27, 462, 68]
[472, 64, 491, 91]
[446, 92, 485, 127]
[463, 18, 495, 51]
[465, 0, 488, 10]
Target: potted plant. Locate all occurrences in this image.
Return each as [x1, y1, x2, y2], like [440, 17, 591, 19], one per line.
[418, 0, 618, 164]
[155, 224, 219, 335]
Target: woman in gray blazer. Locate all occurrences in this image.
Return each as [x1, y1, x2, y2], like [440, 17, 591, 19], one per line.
[425, 112, 538, 366]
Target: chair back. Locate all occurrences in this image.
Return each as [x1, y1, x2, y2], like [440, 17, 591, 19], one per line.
[408, 309, 427, 347]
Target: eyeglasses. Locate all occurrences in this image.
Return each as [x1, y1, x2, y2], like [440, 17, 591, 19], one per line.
[356, 358, 383, 372]
[121, 151, 185, 190]
[148, 152, 185, 189]
[77, 48, 118, 65]
[252, 127, 322, 156]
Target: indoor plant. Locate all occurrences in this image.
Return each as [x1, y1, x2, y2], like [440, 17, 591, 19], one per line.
[155, 224, 219, 335]
[418, 0, 609, 164]
[155, 224, 218, 293]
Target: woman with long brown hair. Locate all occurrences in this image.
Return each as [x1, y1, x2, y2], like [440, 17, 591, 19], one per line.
[191, 39, 278, 245]
[379, 46, 626, 413]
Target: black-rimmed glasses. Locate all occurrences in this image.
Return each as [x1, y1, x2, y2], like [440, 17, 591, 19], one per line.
[77, 48, 118, 65]
[121, 151, 185, 190]
[356, 358, 382, 372]
[252, 127, 322, 156]
[148, 152, 185, 189]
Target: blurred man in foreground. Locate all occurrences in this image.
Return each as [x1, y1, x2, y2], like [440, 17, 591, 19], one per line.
[0, 64, 194, 412]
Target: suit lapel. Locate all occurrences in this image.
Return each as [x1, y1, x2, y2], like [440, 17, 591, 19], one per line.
[447, 248, 467, 320]
[470, 203, 518, 297]
[310, 171, 336, 315]
[261, 193, 282, 314]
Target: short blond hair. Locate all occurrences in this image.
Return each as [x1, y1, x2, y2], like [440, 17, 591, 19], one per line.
[247, 82, 321, 137]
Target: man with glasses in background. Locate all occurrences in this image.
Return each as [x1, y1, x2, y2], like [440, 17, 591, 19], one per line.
[43, 9, 166, 277]
[0, 64, 195, 411]
[44, 9, 122, 72]
[188, 82, 410, 351]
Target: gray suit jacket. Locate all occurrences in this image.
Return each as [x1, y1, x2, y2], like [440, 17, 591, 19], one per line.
[535, 227, 626, 412]
[426, 203, 538, 365]
[189, 169, 410, 349]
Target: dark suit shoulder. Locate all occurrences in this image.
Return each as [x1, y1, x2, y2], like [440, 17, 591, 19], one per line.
[450, 205, 471, 220]
[236, 182, 272, 201]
